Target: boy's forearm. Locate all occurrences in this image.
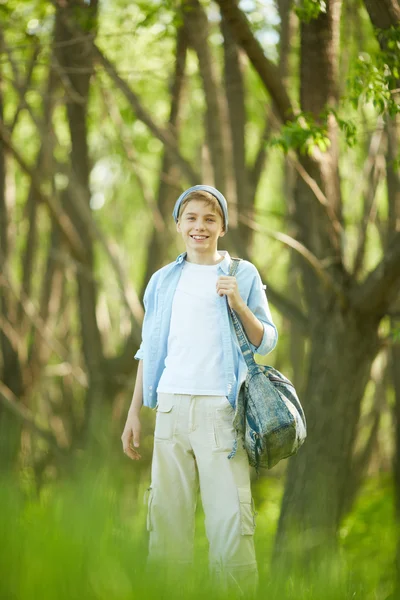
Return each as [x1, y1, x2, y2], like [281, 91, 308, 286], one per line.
[234, 303, 264, 349]
[128, 359, 144, 417]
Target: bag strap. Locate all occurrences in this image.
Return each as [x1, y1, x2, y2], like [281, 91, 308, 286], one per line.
[227, 258, 258, 370]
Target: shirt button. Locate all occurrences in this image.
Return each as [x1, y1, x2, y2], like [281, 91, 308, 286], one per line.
[149, 386, 153, 390]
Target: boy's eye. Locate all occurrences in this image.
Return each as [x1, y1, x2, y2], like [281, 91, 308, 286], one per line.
[187, 217, 215, 222]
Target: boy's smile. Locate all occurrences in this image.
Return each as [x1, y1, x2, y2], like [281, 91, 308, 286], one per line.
[191, 235, 208, 241]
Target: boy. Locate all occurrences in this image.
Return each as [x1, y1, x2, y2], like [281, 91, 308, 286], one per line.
[121, 185, 278, 595]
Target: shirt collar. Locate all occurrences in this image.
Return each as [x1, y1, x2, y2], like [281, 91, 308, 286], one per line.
[175, 250, 231, 274]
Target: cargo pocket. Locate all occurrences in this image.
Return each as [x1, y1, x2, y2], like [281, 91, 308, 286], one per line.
[144, 486, 154, 532]
[154, 394, 174, 441]
[238, 487, 256, 535]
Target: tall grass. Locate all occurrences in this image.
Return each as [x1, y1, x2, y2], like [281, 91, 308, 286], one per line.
[0, 463, 395, 600]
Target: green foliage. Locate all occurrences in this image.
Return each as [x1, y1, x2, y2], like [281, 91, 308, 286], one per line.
[348, 26, 400, 117]
[333, 110, 358, 147]
[0, 471, 395, 600]
[268, 110, 356, 156]
[268, 112, 331, 155]
[294, 0, 327, 23]
[391, 325, 400, 343]
[340, 475, 396, 598]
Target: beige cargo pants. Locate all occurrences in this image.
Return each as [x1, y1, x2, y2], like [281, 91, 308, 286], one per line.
[145, 392, 258, 596]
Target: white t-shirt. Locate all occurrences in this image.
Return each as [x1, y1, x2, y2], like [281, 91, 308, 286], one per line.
[157, 259, 227, 396]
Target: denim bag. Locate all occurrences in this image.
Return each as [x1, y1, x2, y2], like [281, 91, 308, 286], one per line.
[227, 258, 307, 471]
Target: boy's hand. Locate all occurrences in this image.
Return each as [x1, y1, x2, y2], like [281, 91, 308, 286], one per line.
[216, 276, 245, 312]
[121, 415, 142, 460]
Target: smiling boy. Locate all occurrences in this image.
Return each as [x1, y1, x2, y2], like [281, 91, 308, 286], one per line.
[121, 185, 278, 595]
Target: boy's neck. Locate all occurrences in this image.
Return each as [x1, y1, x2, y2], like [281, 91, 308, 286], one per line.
[185, 248, 224, 266]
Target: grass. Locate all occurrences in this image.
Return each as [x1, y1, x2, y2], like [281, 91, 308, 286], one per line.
[0, 463, 396, 600]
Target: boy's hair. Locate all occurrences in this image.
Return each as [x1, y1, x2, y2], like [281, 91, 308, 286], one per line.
[177, 190, 225, 232]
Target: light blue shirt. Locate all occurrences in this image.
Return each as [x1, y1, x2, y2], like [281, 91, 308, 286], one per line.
[134, 250, 278, 409]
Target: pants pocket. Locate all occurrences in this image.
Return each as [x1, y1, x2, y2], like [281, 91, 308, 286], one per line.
[238, 487, 256, 535]
[213, 396, 235, 451]
[154, 394, 174, 440]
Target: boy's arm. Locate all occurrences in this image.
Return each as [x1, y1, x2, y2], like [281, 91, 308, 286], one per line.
[238, 267, 278, 356]
[121, 360, 143, 460]
[128, 359, 143, 417]
[122, 272, 158, 459]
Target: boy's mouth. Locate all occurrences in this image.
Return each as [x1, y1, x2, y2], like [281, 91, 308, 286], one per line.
[190, 235, 209, 240]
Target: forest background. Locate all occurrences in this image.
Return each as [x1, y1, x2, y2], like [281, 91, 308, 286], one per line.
[0, 0, 400, 598]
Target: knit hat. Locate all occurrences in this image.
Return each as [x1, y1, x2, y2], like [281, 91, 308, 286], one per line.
[172, 185, 229, 232]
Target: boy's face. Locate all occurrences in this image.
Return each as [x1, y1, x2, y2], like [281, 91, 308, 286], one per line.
[176, 199, 225, 251]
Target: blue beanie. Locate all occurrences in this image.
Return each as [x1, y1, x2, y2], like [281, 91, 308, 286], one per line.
[172, 185, 228, 232]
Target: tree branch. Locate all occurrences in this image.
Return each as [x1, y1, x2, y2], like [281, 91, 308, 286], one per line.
[239, 211, 348, 308]
[0, 119, 87, 263]
[3, 40, 41, 133]
[92, 46, 200, 185]
[363, 0, 400, 30]
[0, 267, 88, 388]
[352, 231, 400, 314]
[0, 380, 67, 457]
[265, 283, 309, 333]
[215, 0, 295, 123]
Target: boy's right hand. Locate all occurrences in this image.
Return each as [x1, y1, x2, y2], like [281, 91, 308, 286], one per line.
[121, 415, 142, 460]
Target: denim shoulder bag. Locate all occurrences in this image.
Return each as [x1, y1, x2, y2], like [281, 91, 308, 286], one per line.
[227, 258, 307, 471]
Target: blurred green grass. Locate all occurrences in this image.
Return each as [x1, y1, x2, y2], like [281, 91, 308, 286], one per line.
[0, 464, 395, 600]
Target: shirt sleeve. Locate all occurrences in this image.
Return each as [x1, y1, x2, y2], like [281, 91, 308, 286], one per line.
[134, 274, 155, 361]
[134, 344, 144, 361]
[246, 267, 278, 356]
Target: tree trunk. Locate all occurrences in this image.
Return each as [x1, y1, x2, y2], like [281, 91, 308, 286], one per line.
[54, 1, 104, 450]
[221, 12, 249, 245]
[392, 320, 400, 594]
[273, 0, 372, 561]
[386, 112, 400, 593]
[0, 30, 23, 472]
[182, 0, 228, 194]
[274, 310, 381, 561]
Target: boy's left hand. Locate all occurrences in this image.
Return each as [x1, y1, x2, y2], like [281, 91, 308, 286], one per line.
[216, 276, 245, 312]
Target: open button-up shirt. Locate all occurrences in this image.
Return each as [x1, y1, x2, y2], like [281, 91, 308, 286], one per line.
[134, 250, 278, 409]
